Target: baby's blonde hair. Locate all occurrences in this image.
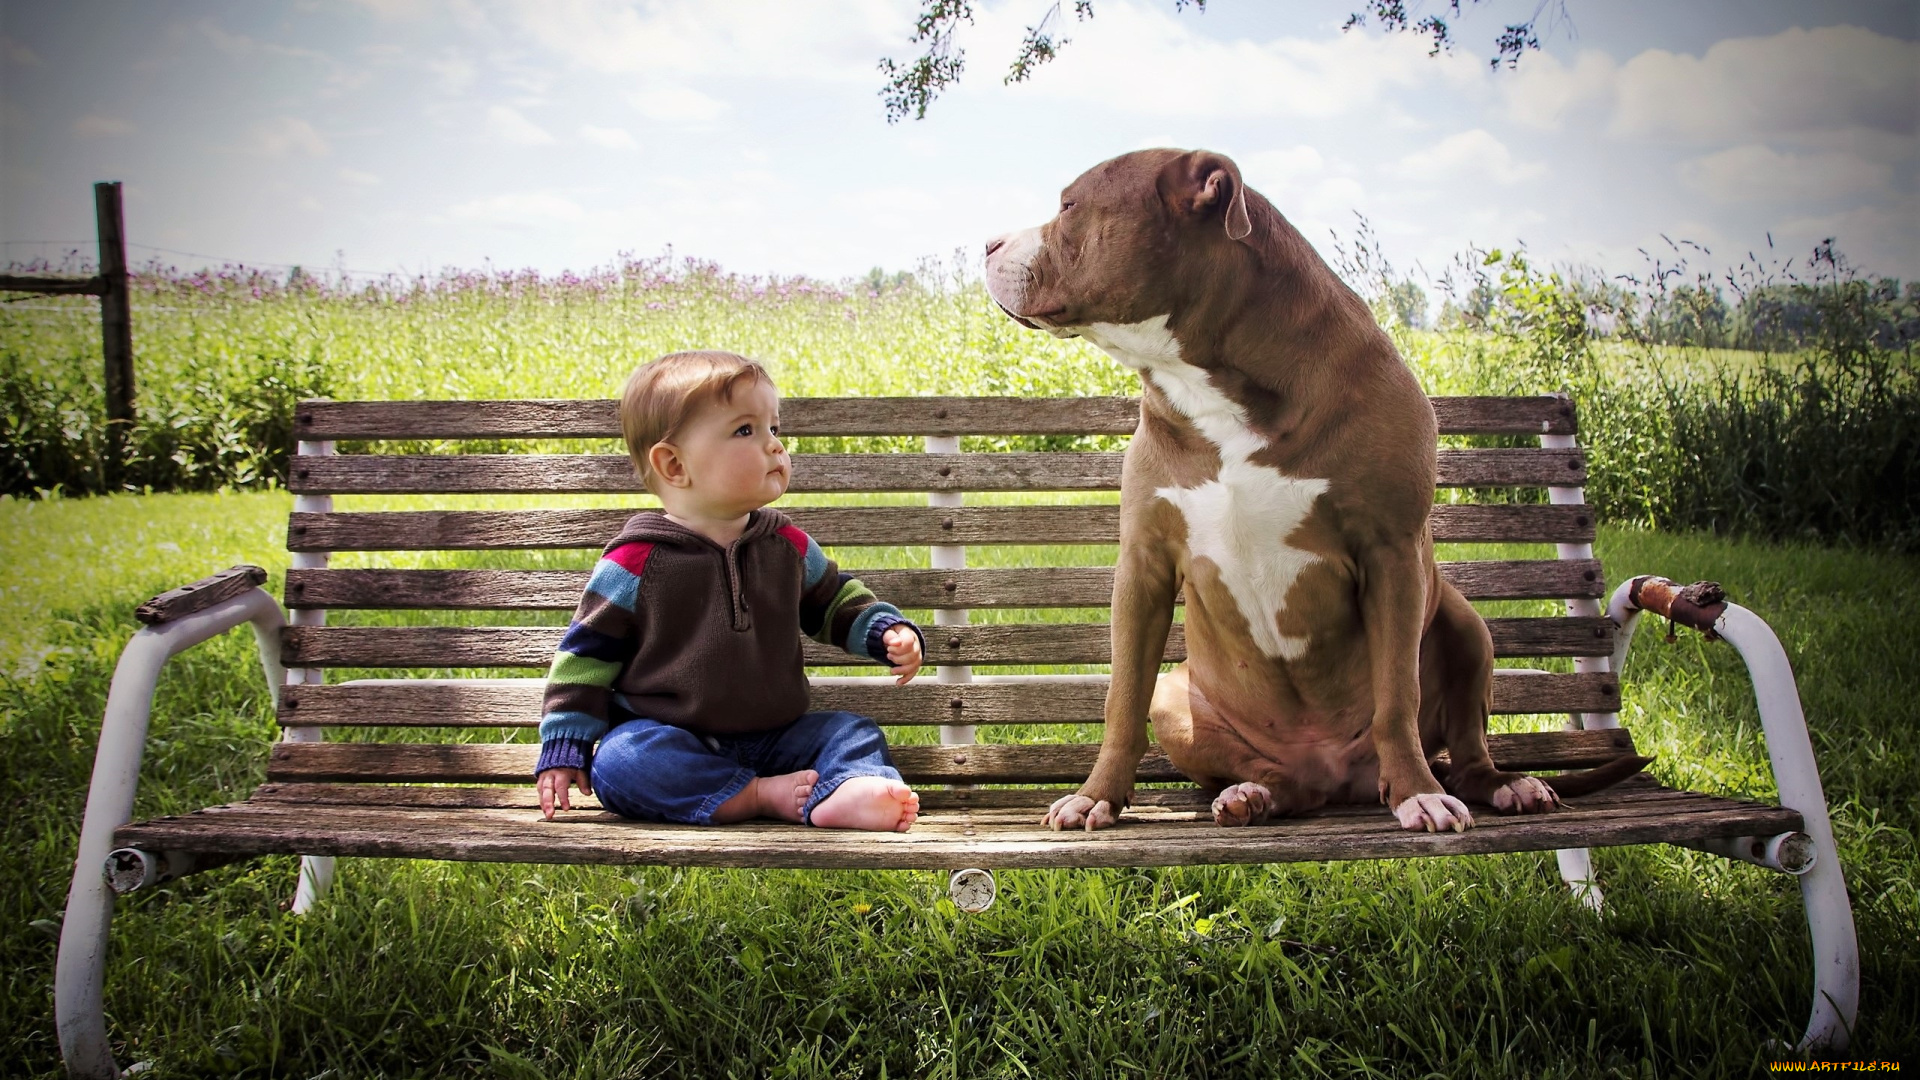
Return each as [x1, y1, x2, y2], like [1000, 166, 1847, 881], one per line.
[618, 350, 775, 493]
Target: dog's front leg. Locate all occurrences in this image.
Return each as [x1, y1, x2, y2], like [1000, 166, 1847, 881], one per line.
[1046, 537, 1179, 831]
[1362, 546, 1475, 832]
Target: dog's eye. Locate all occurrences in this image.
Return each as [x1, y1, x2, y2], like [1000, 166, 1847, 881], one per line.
[1060, 201, 1075, 213]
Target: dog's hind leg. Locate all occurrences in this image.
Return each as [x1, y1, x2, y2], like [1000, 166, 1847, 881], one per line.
[1151, 665, 1326, 827]
[1422, 583, 1560, 814]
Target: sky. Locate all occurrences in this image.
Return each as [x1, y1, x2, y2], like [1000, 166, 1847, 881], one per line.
[2, 0, 1916, 290]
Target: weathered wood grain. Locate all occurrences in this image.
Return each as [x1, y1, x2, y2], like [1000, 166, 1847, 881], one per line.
[264, 729, 1638, 786]
[285, 559, 1606, 611]
[112, 794, 1798, 870]
[134, 565, 268, 625]
[287, 502, 1596, 553]
[280, 616, 1613, 669]
[295, 395, 1577, 440]
[277, 670, 1619, 728]
[288, 449, 1585, 496]
[252, 774, 1673, 814]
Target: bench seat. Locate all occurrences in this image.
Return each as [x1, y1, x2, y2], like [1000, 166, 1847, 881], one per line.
[114, 729, 1800, 869]
[119, 774, 1799, 871]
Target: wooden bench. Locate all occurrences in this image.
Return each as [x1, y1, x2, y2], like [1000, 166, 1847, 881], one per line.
[56, 394, 1859, 1075]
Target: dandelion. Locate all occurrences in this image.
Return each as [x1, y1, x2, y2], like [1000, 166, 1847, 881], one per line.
[852, 903, 872, 915]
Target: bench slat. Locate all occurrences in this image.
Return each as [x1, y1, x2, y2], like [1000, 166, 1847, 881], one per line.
[251, 776, 1685, 813]
[288, 503, 1596, 552]
[277, 671, 1619, 728]
[112, 792, 1798, 870]
[295, 396, 1576, 440]
[288, 449, 1586, 495]
[280, 616, 1614, 669]
[265, 729, 1638, 785]
[286, 559, 1606, 611]
[257, 780, 1692, 814]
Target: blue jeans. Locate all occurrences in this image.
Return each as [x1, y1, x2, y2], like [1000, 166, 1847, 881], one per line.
[589, 710, 902, 825]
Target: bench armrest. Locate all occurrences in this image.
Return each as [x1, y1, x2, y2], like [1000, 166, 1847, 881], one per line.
[57, 584, 286, 1076]
[134, 564, 269, 625]
[1606, 574, 1858, 1051]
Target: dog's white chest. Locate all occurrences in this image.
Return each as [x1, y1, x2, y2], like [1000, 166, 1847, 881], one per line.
[1083, 317, 1329, 661]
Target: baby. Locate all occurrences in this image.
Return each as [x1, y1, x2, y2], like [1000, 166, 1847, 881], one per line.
[534, 350, 924, 831]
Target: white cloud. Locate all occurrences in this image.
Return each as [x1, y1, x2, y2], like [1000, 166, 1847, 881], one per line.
[1396, 130, 1546, 186]
[253, 117, 330, 158]
[980, 2, 1487, 121]
[1502, 48, 1616, 131]
[579, 124, 638, 151]
[1680, 144, 1894, 205]
[346, 0, 438, 18]
[486, 105, 555, 145]
[1239, 145, 1370, 238]
[503, 0, 905, 81]
[73, 114, 134, 138]
[447, 191, 587, 230]
[338, 167, 382, 187]
[629, 86, 727, 124]
[427, 51, 477, 94]
[1771, 193, 1920, 281]
[1611, 25, 1918, 144]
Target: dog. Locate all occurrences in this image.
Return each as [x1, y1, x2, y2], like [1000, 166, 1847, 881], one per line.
[983, 148, 1649, 832]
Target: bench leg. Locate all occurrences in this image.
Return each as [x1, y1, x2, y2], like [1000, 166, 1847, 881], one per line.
[56, 590, 285, 1079]
[1539, 426, 1616, 911]
[1609, 581, 1859, 1051]
[949, 868, 996, 913]
[292, 855, 336, 913]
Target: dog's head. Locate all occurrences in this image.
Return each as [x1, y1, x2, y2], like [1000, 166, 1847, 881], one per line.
[984, 148, 1255, 336]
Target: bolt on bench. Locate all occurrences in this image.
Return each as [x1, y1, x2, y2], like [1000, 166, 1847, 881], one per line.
[57, 394, 1858, 1076]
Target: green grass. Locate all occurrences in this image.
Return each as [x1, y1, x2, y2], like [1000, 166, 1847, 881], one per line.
[2, 489, 1917, 1077]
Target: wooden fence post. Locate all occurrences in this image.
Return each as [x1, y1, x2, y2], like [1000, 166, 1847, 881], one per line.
[95, 181, 134, 487]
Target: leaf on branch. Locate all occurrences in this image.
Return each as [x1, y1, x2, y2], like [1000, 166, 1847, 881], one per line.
[883, 0, 1205, 120]
[1006, 2, 1095, 85]
[879, 0, 975, 123]
[1344, 0, 1557, 69]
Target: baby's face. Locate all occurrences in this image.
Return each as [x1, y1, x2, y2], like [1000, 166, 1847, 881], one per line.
[670, 379, 791, 515]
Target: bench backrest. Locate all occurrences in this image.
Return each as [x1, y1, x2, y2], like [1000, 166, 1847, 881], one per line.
[267, 395, 1624, 788]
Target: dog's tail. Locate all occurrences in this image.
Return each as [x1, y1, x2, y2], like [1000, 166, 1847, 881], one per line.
[1531, 753, 1655, 798]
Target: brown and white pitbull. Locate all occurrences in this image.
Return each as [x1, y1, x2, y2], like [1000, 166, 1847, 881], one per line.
[984, 148, 1649, 833]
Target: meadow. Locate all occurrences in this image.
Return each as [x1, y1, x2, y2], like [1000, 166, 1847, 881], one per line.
[2, 257, 1917, 1076]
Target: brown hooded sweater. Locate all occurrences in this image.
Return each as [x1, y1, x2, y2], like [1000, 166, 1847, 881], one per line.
[534, 509, 922, 774]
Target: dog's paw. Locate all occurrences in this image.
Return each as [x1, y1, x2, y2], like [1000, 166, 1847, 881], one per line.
[1393, 792, 1474, 833]
[1210, 782, 1274, 827]
[1491, 776, 1561, 814]
[1044, 793, 1121, 831]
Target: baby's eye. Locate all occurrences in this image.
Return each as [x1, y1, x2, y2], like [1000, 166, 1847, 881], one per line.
[769, 424, 781, 436]
[734, 424, 754, 437]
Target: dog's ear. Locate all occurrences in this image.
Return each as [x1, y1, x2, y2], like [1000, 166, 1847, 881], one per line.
[1160, 150, 1252, 242]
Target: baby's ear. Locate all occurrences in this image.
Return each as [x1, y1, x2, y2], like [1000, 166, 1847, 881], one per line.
[648, 441, 690, 487]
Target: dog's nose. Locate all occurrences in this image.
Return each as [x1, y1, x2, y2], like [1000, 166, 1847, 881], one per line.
[985, 235, 1006, 258]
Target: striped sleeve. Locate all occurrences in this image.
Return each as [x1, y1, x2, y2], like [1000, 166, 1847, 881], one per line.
[780, 525, 924, 664]
[535, 541, 651, 774]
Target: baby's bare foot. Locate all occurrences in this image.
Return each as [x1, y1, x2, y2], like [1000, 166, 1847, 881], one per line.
[757, 770, 817, 823]
[713, 770, 816, 824]
[809, 776, 919, 832]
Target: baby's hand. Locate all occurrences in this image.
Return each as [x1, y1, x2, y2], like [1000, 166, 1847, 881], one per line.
[537, 767, 592, 821]
[884, 624, 923, 685]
